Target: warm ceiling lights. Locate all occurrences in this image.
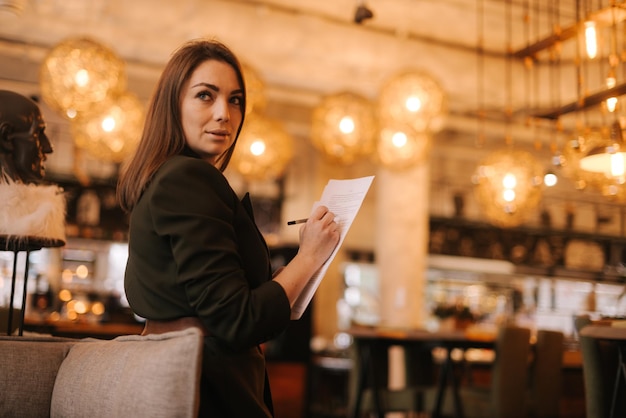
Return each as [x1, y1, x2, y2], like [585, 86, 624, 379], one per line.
[375, 70, 445, 168]
[579, 121, 626, 180]
[311, 92, 377, 164]
[39, 37, 126, 120]
[376, 124, 432, 169]
[231, 113, 294, 181]
[71, 91, 144, 163]
[473, 149, 545, 228]
[377, 70, 446, 134]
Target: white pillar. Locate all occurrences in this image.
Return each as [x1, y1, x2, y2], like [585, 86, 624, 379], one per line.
[375, 163, 430, 329]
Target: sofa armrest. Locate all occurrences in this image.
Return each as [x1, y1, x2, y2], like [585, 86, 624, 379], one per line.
[50, 328, 203, 418]
[0, 336, 78, 418]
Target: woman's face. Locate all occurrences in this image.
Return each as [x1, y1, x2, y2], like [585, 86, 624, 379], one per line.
[180, 59, 244, 165]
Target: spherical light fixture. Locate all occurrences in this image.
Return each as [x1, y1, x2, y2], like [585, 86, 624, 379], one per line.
[310, 92, 377, 164]
[231, 113, 294, 181]
[376, 123, 431, 169]
[71, 91, 144, 163]
[377, 70, 446, 134]
[473, 148, 544, 228]
[561, 125, 626, 201]
[40, 37, 126, 120]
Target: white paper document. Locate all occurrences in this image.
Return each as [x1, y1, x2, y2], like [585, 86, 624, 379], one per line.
[291, 175, 375, 320]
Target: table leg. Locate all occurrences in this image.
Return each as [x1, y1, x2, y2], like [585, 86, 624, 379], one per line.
[610, 343, 626, 418]
[433, 348, 450, 418]
[449, 349, 464, 418]
[351, 343, 369, 418]
[351, 341, 384, 418]
[6, 251, 18, 335]
[18, 251, 31, 336]
[433, 347, 465, 418]
[369, 343, 383, 418]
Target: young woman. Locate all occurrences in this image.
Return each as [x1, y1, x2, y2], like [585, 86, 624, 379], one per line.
[117, 39, 339, 417]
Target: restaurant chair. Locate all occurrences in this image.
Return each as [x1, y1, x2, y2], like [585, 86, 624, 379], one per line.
[427, 325, 531, 418]
[526, 329, 564, 418]
[579, 324, 626, 418]
[347, 338, 434, 416]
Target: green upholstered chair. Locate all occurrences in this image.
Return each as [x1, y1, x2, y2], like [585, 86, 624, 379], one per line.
[527, 329, 564, 418]
[428, 325, 532, 418]
[579, 325, 626, 418]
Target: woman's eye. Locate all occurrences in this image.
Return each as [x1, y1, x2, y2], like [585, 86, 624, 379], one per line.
[230, 96, 243, 105]
[197, 91, 212, 101]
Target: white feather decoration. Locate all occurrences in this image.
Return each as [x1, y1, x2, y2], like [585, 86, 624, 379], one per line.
[0, 181, 66, 243]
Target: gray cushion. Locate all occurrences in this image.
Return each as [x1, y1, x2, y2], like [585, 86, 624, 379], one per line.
[50, 328, 203, 418]
[0, 336, 77, 418]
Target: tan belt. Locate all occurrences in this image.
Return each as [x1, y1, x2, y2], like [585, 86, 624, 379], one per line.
[141, 316, 209, 337]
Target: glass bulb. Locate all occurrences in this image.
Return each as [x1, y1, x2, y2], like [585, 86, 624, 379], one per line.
[544, 172, 558, 187]
[339, 116, 355, 134]
[585, 21, 597, 59]
[611, 152, 625, 177]
[101, 116, 116, 132]
[74, 69, 90, 87]
[502, 173, 517, 189]
[250, 139, 266, 156]
[607, 97, 618, 113]
[391, 131, 408, 148]
[405, 96, 422, 112]
[503, 189, 516, 202]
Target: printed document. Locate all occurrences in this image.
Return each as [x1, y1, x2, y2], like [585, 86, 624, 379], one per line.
[291, 175, 375, 320]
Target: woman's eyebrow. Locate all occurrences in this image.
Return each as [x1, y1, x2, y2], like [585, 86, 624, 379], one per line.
[191, 82, 219, 91]
[191, 83, 243, 96]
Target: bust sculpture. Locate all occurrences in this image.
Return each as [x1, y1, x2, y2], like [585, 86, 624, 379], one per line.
[0, 90, 53, 184]
[0, 90, 65, 248]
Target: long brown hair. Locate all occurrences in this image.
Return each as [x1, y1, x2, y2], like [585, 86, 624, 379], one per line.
[117, 39, 247, 212]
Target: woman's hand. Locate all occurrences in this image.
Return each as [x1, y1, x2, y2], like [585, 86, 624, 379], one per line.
[272, 205, 340, 306]
[298, 205, 340, 266]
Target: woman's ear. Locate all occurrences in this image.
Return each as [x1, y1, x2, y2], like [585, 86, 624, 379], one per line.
[0, 122, 14, 153]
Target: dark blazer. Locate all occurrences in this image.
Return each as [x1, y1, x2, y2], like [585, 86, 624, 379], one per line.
[125, 155, 291, 417]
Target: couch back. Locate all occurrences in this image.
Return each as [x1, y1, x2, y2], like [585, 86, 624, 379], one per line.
[0, 328, 203, 418]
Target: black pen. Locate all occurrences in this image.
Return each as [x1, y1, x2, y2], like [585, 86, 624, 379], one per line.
[287, 218, 308, 225]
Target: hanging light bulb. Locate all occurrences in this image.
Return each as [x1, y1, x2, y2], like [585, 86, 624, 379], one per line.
[71, 91, 144, 162]
[231, 113, 294, 181]
[605, 72, 618, 112]
[584, 20, 598, 59]
[40, 37, 126, 120]
[473, 148, 544, 227]
[377, 70, 446, 134]
[579, 121, 626, 180]
[375, 123, 431, 169]
[311, 92, 377, 164]
[543, 171, 558, 187]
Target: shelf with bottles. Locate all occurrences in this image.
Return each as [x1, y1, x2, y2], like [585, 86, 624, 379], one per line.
[428, 216, 626, 283]
[338, 254, 626, 338]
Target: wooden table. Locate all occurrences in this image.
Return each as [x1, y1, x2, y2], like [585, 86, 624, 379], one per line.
[348, 326, 495, 418]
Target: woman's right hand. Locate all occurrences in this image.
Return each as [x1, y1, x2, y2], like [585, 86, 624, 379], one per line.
[297, 205, 340, 266]
[272, 205, 340, 306]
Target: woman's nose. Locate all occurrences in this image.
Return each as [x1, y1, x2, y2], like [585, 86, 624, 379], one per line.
[214, 98, 230, 122]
